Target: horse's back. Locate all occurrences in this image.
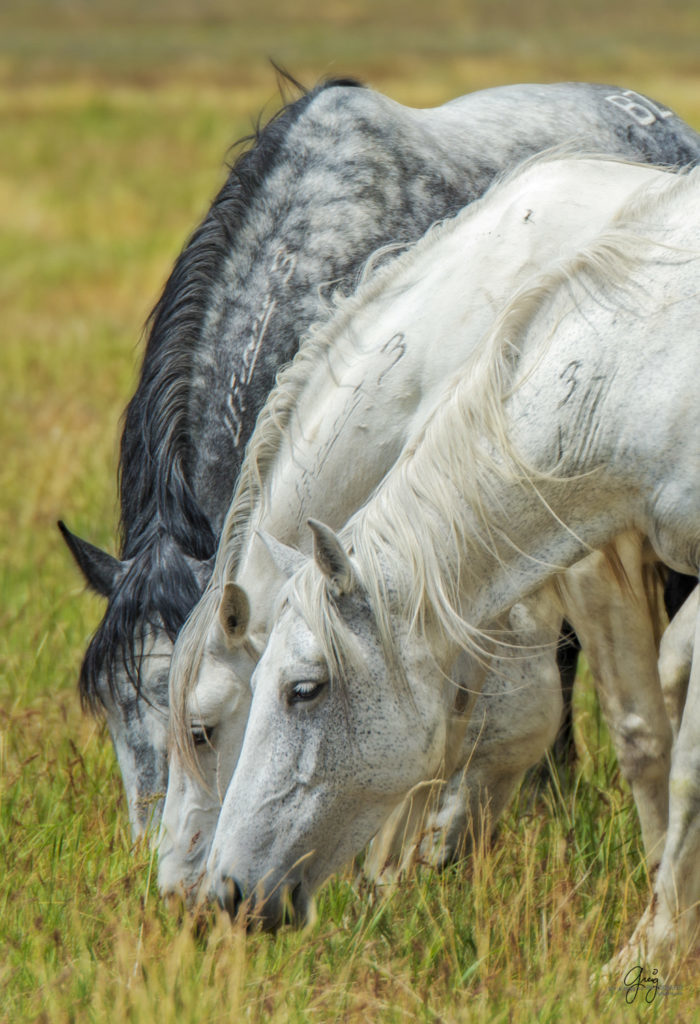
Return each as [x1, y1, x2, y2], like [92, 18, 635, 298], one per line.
[416, 82, 700, 168]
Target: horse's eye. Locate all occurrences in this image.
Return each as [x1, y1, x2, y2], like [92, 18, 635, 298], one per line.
[288, 681, 326, 706]
[191, 724, 215, 746]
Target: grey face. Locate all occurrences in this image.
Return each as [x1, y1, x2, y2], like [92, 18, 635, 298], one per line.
[97, 633, 172, 838]
[58, 522, 203, 839]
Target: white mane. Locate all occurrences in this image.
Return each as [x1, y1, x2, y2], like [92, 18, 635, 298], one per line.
[170, 155, 693, 747]
[291, 166, 699, 683]
[215, 148, 665, 584]
[170, 151, 578, 728]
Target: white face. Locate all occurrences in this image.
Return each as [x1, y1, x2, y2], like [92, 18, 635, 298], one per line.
[157, 625, 254, 906]
[205, 578, 453, 929]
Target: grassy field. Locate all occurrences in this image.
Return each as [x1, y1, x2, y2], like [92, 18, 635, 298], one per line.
[2, 1, 700, 1020]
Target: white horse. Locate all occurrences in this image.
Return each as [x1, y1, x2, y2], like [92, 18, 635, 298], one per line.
[658, 586, 698, 738]
[205, 168, 700, 964]
[159, 155, 675, 906]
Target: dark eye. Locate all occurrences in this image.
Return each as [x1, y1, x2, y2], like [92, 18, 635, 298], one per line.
[288, 681, 326, 706]
[191, 724, 216, 746]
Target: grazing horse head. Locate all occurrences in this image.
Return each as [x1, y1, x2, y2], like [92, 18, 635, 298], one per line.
[207, 523, 458, 928]
[157, 579, 260, 904]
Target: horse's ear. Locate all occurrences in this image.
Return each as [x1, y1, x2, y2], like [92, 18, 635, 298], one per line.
[219, 583, 251, 647]
[57, 521, 124, 598]
[255, 531, 306, 579]
[308, 519, 355, 596]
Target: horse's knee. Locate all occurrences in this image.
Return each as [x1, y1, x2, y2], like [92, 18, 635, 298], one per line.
[658, 657, 690, 737]
[612, 712, 672, 785]
[658, 594, 696, 735]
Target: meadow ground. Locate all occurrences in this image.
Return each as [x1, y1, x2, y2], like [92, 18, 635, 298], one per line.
[2, 1, 700, 1020]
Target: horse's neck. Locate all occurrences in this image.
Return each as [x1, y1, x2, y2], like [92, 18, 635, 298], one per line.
[140, 80, 700, 538]
[375, 249, 700, 665]
[411, 80, 700, 173]
[184, 79, 692, 529]
[185, 93, 473, 530]
[245, 158, 667, 549]
[232, 160, 678, 636]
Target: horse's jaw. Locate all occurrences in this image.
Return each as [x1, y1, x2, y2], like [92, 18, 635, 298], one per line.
[99, 630, 172, 840]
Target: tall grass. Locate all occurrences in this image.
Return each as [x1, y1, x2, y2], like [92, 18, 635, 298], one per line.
[2, 1, 700, 1019]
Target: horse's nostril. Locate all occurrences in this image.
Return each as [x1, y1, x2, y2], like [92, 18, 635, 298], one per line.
[218, 875, 244, 919]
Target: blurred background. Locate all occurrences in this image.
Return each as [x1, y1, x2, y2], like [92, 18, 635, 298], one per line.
[2, 3, 700, 1018]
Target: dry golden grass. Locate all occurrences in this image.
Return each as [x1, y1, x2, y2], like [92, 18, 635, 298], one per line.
[3, 1, 700, 1020]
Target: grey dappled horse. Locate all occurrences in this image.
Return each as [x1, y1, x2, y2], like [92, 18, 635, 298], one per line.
[59, 76, 700, 837]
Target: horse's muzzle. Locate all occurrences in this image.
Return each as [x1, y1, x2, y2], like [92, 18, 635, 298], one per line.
[210, 873, 308, 931]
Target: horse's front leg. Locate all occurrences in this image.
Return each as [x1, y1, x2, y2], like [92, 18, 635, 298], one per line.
[658, 586, 698, 739]
[617, 581, 700, 964]
[556, 531, 672, 869]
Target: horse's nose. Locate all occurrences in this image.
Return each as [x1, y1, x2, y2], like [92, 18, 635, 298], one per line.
[160, 885, 187, 919]
[215, 875, 244, 919]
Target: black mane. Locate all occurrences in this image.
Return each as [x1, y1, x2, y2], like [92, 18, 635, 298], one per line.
[81, 72, 365, 710]
[119, 70, 365, 561]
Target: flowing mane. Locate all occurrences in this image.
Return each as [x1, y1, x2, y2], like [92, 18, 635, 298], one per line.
[80, 73, 365, 710]
[169, 152, 542, 722]
[211, 148, 681, 586]
[289, 166, 699, 684]
[118, 70, 365, 562]
[168, 152, 683, 730]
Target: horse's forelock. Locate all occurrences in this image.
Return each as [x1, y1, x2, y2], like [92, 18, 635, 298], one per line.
[286, 558, 408, 707]
[169, 583, 224, 781]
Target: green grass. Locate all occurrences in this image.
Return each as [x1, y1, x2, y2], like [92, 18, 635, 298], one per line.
[2, 1, 700, 1020]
